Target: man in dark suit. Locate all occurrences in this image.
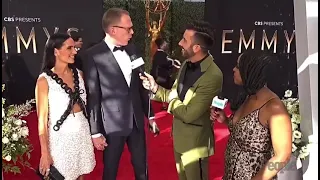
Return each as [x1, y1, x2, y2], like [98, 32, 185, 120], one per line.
[150, 38, 173, 89]
[82, 8, 157, 180]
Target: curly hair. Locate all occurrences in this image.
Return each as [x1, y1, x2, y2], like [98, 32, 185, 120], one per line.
[230, 50, 274, 111]
[185, 20, 214, 52]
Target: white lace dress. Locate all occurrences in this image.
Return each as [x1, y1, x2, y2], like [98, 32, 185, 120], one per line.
[39, 70, 96, 180]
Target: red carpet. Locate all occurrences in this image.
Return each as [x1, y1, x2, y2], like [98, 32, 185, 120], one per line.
[3, 101, 230, 180]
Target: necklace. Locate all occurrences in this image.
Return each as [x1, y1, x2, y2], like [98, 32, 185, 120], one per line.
[44, 65, 87, 131]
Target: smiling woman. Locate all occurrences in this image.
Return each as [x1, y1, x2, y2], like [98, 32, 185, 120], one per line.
[35, 33, 96, 180]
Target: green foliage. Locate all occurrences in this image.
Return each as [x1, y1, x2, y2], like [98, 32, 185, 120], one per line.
[103, 0, 148, 70]
[103, 0, 205, 73]
[164, 1, 205, 60]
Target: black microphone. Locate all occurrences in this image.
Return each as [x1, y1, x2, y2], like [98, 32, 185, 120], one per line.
[126, 48, 160, 135]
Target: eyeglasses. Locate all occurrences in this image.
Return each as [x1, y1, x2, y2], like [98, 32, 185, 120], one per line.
[113, 26, 133, 33]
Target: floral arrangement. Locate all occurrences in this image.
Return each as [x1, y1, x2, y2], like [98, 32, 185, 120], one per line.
[2, 84, 35, 174]
[282, 90, 310, 160]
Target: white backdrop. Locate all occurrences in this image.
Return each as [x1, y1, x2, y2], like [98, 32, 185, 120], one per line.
[294, 0, 318, 179]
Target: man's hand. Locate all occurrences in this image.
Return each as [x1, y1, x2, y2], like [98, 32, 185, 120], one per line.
[139, 72, 158, 93]
[148, 119, 160, 137]
[92, 136, 108, 151]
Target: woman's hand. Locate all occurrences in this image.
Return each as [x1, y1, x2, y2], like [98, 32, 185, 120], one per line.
[39, 153, 53, 177]
[210, 107, 227, 123]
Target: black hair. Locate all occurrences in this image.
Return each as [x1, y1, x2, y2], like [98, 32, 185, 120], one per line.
[230, 49, 274, 111]
[185, 20, 214, 52]
[70, 31, 82, 42]
[155, 37, 165, 49]
[41, 33, 71, 72]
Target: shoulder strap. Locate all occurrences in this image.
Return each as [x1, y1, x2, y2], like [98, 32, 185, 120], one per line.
[259, 97, 278, 110]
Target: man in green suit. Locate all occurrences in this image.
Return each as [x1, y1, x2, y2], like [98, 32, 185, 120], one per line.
[140, 21, 223, 180]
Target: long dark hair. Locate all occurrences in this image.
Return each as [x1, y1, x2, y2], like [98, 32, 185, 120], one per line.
[230, 50, 274, 111]
[41, 33, 71, 72]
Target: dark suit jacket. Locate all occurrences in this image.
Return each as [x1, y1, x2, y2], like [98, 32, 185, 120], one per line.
[150, 50, 173, 89]
[82, 41, 154, 136]
[74, 52, 84, 71]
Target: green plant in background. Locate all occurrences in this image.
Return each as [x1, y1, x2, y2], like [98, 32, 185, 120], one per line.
[282, 90, 311, 160]
[165, 1, 205, 61]
[2, 84, 34, 174]
[103, 0, 205, 73]
[104, 0, 149, 70]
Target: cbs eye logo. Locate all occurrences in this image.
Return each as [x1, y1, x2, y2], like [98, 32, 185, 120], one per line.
[3, 17, 15, 22]
[254, 21, 263, 26]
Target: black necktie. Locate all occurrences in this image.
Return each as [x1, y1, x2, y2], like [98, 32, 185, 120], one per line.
[113, 46, 125, 52]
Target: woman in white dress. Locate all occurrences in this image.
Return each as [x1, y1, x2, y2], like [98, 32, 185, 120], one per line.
[35, 33, 96, 180]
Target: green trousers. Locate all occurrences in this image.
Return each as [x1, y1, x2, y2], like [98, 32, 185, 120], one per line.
[174, 150, 209, 180]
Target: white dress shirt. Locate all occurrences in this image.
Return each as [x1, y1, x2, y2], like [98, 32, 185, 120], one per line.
[104, 37, 132, 86]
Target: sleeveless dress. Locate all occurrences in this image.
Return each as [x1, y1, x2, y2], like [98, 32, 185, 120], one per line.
[39, 69, 96, 180]
[223, 100, 276, 180]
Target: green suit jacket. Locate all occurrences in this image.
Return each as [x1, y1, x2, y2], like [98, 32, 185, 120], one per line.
[154, 55, 223, 158]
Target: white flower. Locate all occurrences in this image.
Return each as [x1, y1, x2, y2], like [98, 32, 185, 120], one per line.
[292, 143, 297, 152]
[284, 90, 293, 98]
[298, 151, 309, 160]
[307, 143, 312, 150]
[2, 108, 4, 118]
[294, 138, 302, 144]
[12, 133, 19, 141]
[286, 103, 293, 111]
[4, 155, 11, 161]
[291, 114, 301, 124]
[20, 127, 29, 137]
[291, 122, 298, 130]
[2, 137, 9, 144]
[293, 130, 302, 139]
[14, 119, 22, 126]
[301, 146, 308, 153]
